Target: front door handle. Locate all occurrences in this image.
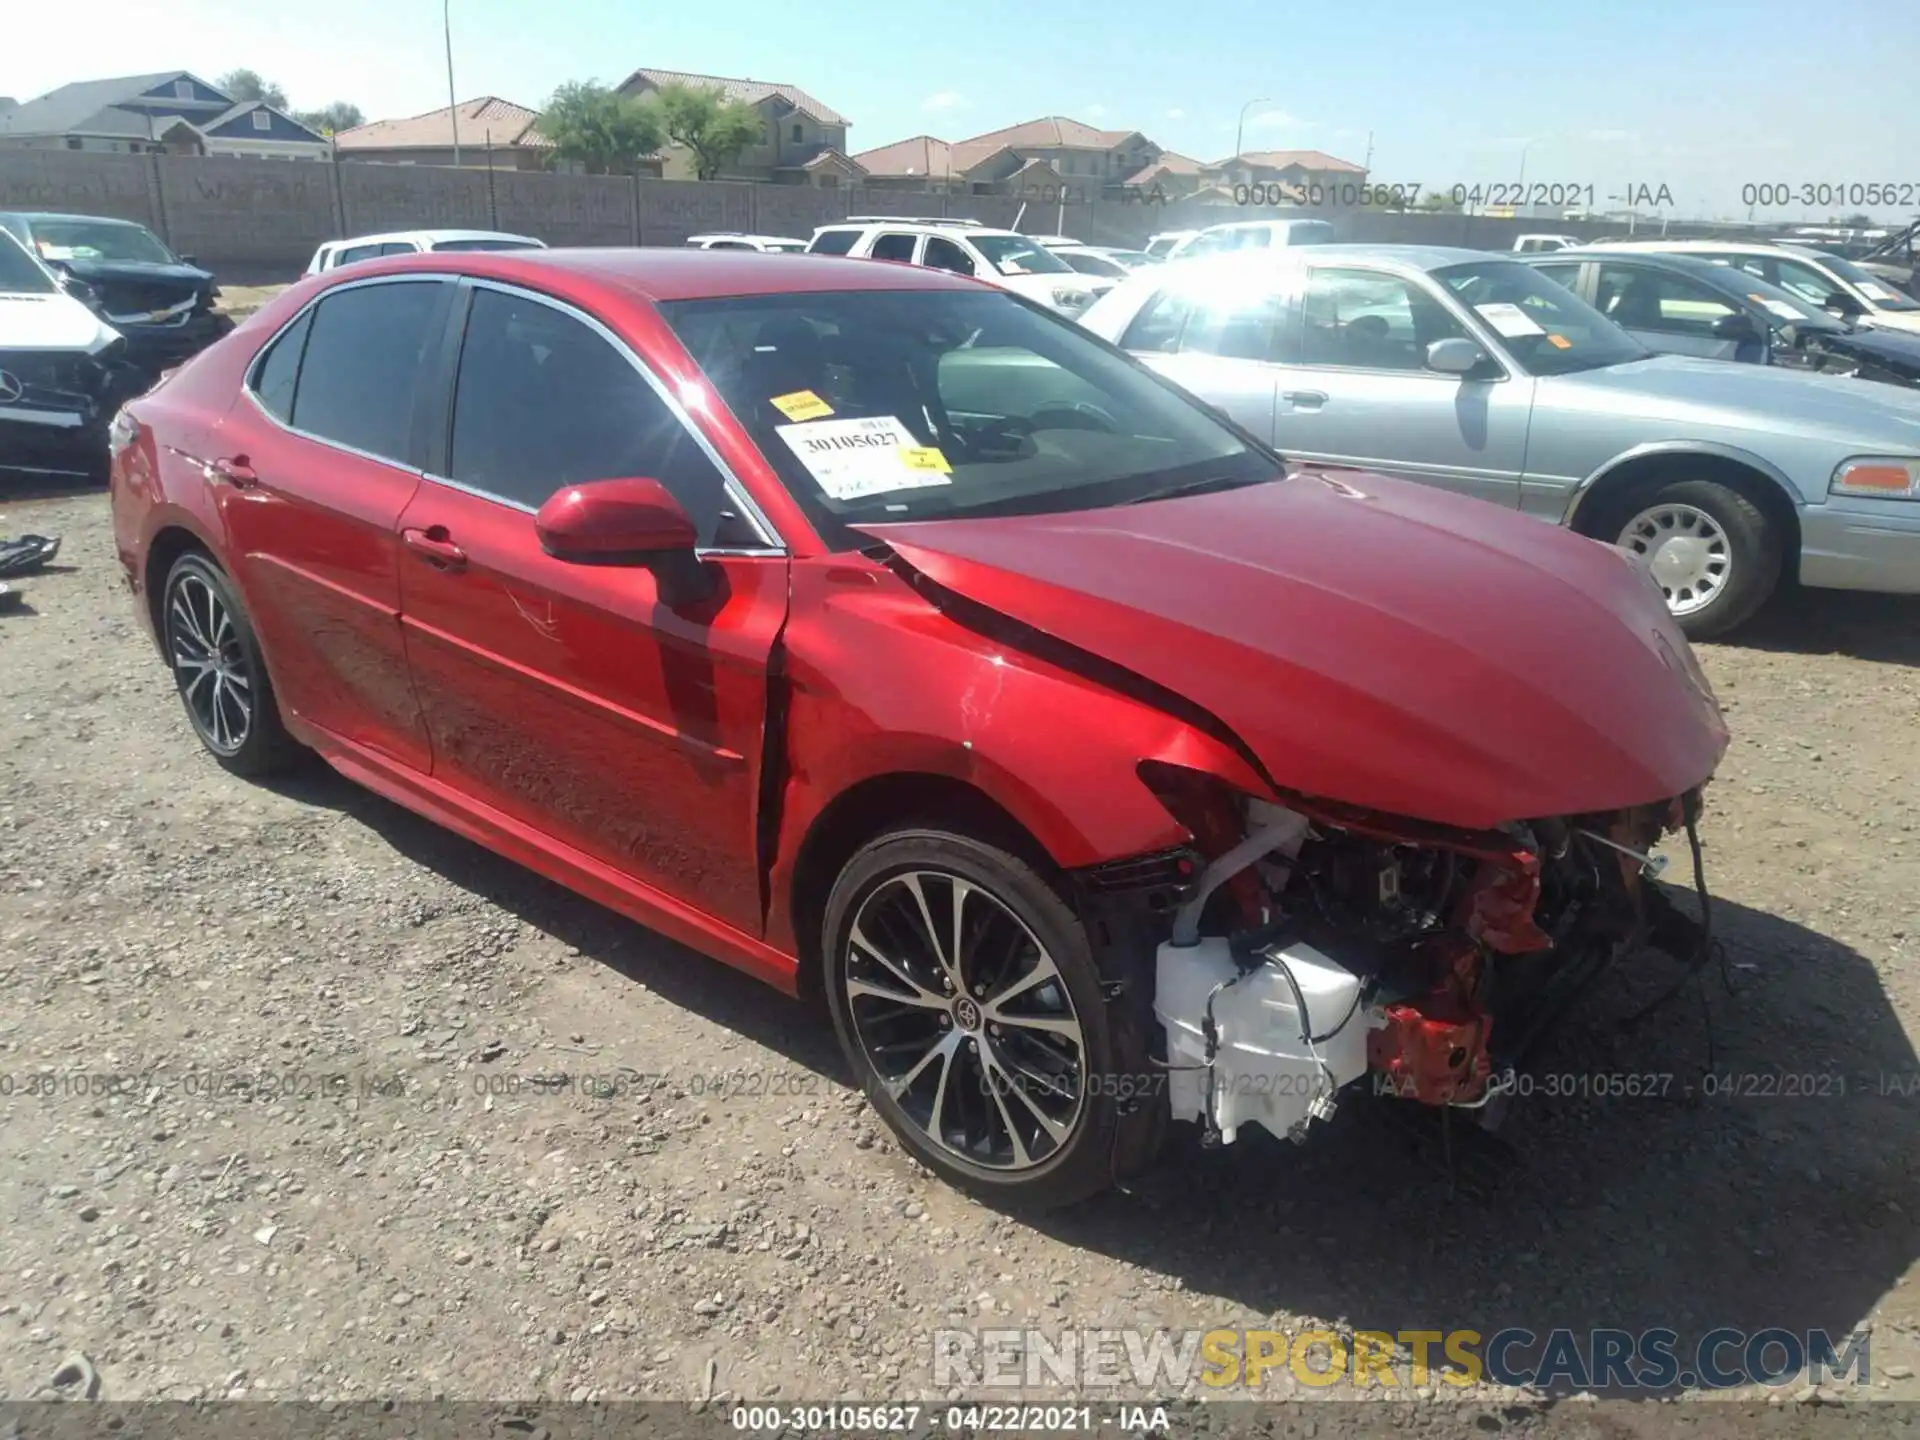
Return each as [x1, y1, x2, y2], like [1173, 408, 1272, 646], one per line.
[402, 526, 468, 571]
[1281, 390, 1329, 408]
[210, 456, 258, 488]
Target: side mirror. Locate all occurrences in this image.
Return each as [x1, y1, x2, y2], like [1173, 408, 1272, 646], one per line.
[1824, 289, 1863, 317]
[1711, 311, 1761, 342]
[535, 477, 714, 604]
[61, 276, 100, 307]
[178, 253, 199, 267]
[1425, 337, 1489, 375]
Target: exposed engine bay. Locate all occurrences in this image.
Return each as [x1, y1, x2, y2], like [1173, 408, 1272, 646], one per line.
[1141, 772, 1711, 1148]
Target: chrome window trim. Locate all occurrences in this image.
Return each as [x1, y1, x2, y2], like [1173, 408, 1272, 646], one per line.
[453, 277, 786, 554]
[239, 272, 446, 473]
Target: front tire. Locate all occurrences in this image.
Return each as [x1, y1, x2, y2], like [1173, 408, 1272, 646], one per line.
[1611, 478, 1781, 640]
[822, 828, 1128, 1209]
[161, 552, 301, 777]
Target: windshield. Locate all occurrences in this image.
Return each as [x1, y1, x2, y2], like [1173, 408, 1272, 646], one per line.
[429, 238, 543, 253]
[1432, 259, 1651, 375]
[1803, 251, 1920, 310]
[0, 231, 58, 295]
[659, 288, 1279, 547]
[766, 241, 809, 252]
[1058, 250, 1129, 278]
[969, 234, 1070, 276]
[27, 218, 176, 265]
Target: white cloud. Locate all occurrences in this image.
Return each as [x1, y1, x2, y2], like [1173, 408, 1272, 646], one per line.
[1245, 108, 1309, 134]
[1166, 107, 1185, 120]
[1085, 103, 1108, 119]
[922, 90, 969, 113]
[1583, 128, 1637, 143]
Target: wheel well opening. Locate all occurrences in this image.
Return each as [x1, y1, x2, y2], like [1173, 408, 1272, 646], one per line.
[786, 773, 1056, 1002]
[144, 527, 209, 641]
[1572, 453, 1802, 582]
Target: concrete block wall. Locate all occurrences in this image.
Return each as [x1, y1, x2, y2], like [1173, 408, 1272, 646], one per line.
[0, 149, 1726, 282]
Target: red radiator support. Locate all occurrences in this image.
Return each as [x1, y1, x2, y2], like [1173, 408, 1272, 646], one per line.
[1368, 942, 1494, 1105]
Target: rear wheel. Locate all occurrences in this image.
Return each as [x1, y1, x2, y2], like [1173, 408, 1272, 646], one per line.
[1610, 477, 1781, 640]
[822, 828, 1130, 1208]
[162, 552, 300, 777]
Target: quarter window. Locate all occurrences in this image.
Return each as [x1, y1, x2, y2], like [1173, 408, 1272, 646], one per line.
[289, 281, 446, 463]
[251, 308, 313, 422]
[1301, 269, 1469, 370]
[446, 289, 738, 542]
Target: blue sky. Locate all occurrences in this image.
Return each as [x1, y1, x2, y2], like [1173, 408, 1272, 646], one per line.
[8, 0, 1917, 220]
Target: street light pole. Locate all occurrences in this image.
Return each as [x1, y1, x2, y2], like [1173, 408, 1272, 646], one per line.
[1235, 97, 1272, 161]
[443, 0, 460, 167]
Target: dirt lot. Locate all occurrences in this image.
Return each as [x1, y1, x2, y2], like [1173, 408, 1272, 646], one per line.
[2, 488, 1917, 1425]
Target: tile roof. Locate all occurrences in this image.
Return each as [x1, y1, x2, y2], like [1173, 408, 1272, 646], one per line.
[334, 97, 545, 150]
[849, 134, 955, 179]
[617, 68, 849, 127]
[1123, 151, 1203, 184]
[958, 115, 1143, 150]
[1211, 149, 1366, 174]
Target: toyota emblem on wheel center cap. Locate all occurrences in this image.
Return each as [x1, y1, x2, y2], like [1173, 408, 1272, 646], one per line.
[952, 996, 982, 1032]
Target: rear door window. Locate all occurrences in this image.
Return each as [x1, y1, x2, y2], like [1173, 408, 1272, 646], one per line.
[869, 232, 919, 262]
[808, 229, 862, 256]
[288, 280, 448, 464]
[922, 236, 977, 276]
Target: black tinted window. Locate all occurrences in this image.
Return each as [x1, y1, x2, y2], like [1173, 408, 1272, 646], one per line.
[809, 230, 861, 256]
[448, 289, 736, 541]
[252, 308, 312, 422]
[291, 281, 445, 462]
[923, 236, 976, 276]
[870, 233, 919, 262]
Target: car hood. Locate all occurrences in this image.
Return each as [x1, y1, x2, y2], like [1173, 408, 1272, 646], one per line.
[855, 471, 1729, 830]
[1552, 354, 1920, 445]
[53, 257, 212, 288]
[0, 291, 123, 352]
[1813, 323, 1920, 378]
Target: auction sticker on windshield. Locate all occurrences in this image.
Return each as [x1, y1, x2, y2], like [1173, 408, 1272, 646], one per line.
[775, 416, 954, 500]
[1475, 302, 1546, 338]
[770, 389, 834, 421]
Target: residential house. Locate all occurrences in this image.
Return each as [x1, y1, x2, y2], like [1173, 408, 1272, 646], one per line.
[614, 67, 860, 186]
[855, 117, 1170, 197]
[1203, 149, 1367, 197]
[333, 97, 558, 171]
[0, 72, 328, 160]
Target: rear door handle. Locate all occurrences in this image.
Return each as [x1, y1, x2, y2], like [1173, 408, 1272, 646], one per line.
[210, 456, 258, 488]
[402, 526, 468, 571]
[1281, 390, 1329, 408]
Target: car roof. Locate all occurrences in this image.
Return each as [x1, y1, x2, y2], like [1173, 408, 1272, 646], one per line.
[312, 246, 987, 302]
[830, 221, 1028, 239]
[1521, 247, 1758, 282]
[1, 211, 155, 230]
[1597, 239, 1827, 258]
[1159, 243, 1501, 276]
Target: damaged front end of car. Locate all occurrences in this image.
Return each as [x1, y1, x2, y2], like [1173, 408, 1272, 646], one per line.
[1128, 761, 1711, 1148]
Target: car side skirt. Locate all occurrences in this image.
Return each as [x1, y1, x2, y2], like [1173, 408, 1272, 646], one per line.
[297, 720, 802, 995]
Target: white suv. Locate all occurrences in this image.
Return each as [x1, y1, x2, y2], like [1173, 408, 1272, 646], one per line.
[806, 219, 1105, 317]
[1168, 218, 1335, 259]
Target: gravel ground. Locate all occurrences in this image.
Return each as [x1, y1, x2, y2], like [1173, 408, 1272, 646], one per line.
[2, 488, 1918, 1425]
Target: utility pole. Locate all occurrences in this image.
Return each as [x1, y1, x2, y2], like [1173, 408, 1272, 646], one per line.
[443, 0, 461, 166]
[1235, 97, 1272, 162]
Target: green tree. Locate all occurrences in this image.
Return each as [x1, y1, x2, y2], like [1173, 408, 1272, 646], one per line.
[1419, 189, 1462, 213]
[216, 69, 288, 109]
[648, 81, 764, 181]
[538, 81, 666, 176]
[293, 101, 365, 136]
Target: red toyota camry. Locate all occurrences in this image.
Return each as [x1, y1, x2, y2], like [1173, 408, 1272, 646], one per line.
[108, 248, 1729, 1206]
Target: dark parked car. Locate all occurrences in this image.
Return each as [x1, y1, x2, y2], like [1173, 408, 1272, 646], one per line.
[0, 211, 233, 381]
[1521, 247, 1920, 390]
[107, 247, 1727, 1205]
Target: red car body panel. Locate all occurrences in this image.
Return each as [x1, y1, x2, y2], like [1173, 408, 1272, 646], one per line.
[861, 470, 1729, 830]
[109, 248, 1728, 1002]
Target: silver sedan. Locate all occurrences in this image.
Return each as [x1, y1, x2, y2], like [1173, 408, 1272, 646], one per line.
[1078, 245, 1920, 638]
